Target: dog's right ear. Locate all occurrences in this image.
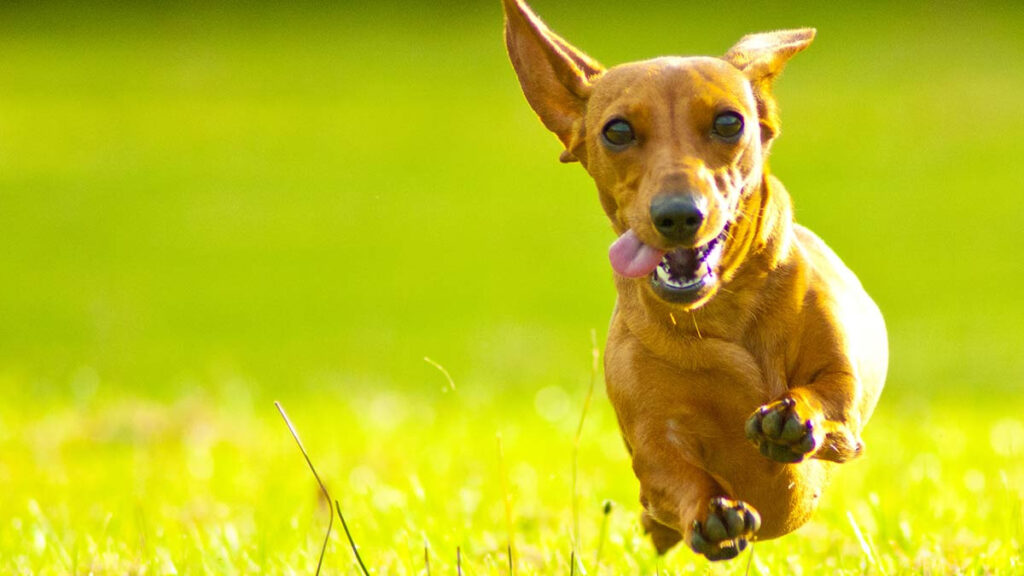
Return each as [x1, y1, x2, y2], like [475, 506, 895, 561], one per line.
[502, 0, 604, 163]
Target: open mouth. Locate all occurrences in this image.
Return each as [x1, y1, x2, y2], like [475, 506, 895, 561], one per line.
[608, 224, 730, 305]
[650, 224, 729, 301]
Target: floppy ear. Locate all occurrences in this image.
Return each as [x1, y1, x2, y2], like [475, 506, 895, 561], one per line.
[724, 28, 815, 146]
[502, 0, 604, 163]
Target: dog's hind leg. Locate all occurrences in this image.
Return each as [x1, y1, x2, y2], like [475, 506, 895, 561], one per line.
[641, 511, 682, 555]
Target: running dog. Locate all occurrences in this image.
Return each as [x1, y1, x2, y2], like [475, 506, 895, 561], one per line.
[502, 0, 887, 560]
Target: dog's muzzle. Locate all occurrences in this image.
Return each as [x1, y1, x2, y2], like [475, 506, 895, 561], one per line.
[650, 223, 729, 303]
[608, 222, 730, 305]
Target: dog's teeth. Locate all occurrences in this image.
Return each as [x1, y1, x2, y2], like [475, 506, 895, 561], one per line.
[652, 244, 722, 290]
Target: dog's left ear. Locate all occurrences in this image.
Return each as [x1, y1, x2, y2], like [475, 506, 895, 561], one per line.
[724, 29, 815, 146]
[503, 0, 605, 163]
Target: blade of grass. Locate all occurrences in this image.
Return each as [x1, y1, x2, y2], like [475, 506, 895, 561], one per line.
[497, 433, 515, 574]
[571, 329, 600, 573]
[424, 537, 431, 576]
[424, 356, 456, 391]
[26, 499, 73, 572]
[274, 401, 333, 576]
[847, 510, 886, 576]
[335, 500, 371, 576]
[594, 500, 612, 571]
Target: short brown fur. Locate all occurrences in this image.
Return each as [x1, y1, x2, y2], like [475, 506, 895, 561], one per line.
[502, 0, 887, 561]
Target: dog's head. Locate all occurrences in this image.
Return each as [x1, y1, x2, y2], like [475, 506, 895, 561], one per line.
[503, 0, 813, 309]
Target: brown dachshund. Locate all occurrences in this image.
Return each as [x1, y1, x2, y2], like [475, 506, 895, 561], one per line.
[502, 0, 887, 561]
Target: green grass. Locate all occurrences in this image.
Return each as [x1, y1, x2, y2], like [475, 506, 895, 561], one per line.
[4, 381, 1024, 573]
[1, 1, 1023, 573]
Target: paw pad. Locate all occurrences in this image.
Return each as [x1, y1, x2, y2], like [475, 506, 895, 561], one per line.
[688, 498, 760, 561]
[745, 397, 817, 463]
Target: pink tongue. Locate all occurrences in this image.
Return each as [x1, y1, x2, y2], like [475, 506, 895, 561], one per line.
[609, 230, 666, 278]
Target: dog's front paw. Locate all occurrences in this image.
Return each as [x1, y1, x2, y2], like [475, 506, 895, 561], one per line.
[745, 397, 820, 463]
[688, 497, 760, 561]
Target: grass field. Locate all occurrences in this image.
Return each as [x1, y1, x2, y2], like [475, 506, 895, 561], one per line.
[2, 1, 1023, 573]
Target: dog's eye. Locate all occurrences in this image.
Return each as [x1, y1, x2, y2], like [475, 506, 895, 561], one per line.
[602, 119, 636, 148]
[712, 112, 744, 140]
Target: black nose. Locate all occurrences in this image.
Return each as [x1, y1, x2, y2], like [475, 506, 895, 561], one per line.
[650, 195, 704, 244]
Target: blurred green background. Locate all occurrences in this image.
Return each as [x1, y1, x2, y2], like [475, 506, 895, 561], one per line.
[3, 1, 1022, 398]
[2, 0, 1023, 572]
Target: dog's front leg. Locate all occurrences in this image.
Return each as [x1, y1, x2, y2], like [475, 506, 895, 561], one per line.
[629, 432, 761, 560]
[745, 371, 866, 464]
[607, 317, 767, 559]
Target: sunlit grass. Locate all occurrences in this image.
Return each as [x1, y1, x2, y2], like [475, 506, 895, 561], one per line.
[3, 379, 1023, 574]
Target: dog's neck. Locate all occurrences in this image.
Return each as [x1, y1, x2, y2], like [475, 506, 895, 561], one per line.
[742, 171, 795, 275]
[612, 172, 795, 348]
